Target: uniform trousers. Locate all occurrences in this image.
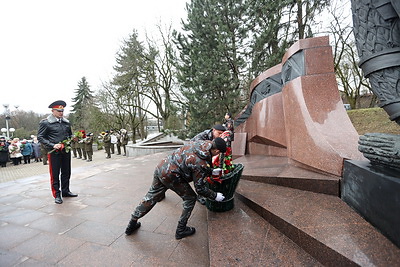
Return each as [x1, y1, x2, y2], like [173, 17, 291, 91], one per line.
[131, 169, 197, 225]
[48, 151, 71, 198]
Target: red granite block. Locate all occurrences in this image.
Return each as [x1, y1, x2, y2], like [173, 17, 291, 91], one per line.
[282, 75, 363, 176]
[235, 155, 340, 195]
[305, 46, 335, 75]
[282, 36, 329, 63]
[207, 200, 322, 266]
[236, 180, 400, 266]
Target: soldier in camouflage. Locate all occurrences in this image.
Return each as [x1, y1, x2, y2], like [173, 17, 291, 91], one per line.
[125, 137, 227, 239]
[191, 124, 226, 142]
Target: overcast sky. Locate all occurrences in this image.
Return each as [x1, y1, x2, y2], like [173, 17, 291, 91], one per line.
[0, 0, 188, 115]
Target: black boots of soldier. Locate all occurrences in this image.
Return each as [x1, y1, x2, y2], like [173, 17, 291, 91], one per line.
[125, 219, 141, 235]
[175, 221, 196, 240]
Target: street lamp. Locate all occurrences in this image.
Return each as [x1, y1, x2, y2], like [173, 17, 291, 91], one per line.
[9, 128, 15, 138]
[2, 104, 18, 139]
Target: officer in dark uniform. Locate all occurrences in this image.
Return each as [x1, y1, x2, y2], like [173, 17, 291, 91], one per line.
[125, 137, 227, 239]
[37, 100, 78, 204]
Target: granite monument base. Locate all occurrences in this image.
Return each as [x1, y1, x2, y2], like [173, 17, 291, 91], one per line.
[342, 160, 400, 248]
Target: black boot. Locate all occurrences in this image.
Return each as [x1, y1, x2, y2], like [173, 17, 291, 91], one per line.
[175, 221, 196, 240]
[125, 219, 141, 235]
[197, 195, 206, 205]
[55, 193, 63, 204]
[157, 193, 166, 202]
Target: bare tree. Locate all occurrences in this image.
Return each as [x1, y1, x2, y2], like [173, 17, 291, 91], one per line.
[326, 0, 374, 109]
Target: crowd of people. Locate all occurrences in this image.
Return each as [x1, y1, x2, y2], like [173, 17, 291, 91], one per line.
[0, 129, 130, 168]
[0, 136, 42, 167]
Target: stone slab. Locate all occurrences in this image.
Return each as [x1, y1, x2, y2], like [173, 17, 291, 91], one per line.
[234, 155, 340, 196]
[236, 180, 400, 266]
[342, 159, 400, 248]
[207, 199, 322, 266]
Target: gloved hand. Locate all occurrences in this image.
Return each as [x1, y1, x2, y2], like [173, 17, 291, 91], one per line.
[215, 192, 225, 202]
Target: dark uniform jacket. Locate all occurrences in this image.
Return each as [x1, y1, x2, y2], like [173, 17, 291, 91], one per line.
[103, 134, 111, 148]
[37, 115, 72, 150]
[156, 141, 217, 200]
[84, 136, 94, 152]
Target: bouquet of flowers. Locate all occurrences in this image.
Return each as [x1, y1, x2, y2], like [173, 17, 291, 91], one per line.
[73, 131, 84, 141]
[48, 138, 72, 154]
[9, 144, 18, 154]
[20, 143, 26, 150]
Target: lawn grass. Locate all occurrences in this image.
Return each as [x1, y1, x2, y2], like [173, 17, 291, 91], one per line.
[347, 108, 399, 135]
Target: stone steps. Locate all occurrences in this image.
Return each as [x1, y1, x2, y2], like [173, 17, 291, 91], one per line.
[207, 156, 400, 266]
[234, 180, 400, 266]
[207, 198, 323, 266]
[235, 155, 340, 196]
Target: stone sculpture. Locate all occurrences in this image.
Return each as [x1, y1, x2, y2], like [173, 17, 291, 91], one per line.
[351, 0, 400, 169]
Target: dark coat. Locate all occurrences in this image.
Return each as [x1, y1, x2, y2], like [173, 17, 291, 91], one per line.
[0, 141, 9, 163]
[37, 115, 72, 150]
[31, 142, 41, 158]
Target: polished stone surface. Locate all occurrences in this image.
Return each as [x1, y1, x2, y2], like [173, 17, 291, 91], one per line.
[282, 74, 364, 176]
[231, 132, 247, 157]
[342, 159, 400, 248]
[235, 154, 340, 196]
[236, 180, 400, 266]
[208, 200, 322, 266]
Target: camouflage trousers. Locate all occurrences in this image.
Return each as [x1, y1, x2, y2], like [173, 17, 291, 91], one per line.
[131, 169, 197, 225]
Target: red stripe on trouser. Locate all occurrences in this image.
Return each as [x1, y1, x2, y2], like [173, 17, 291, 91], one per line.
[48, 153, 57, 198]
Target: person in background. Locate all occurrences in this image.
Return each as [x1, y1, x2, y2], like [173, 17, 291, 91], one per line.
[222, 112, 234, 141]
[116, 130, 122, 155]
[125, 137, 227, 239]
[119, 129, 129, 156]
[75, 132, 83, 159]
[37, 100, 78, 204]
[103, 130, 112, 158]
[21, 139, 33, 164]
[9, 138, 22, 165]
[40, 143, 49, 165]
[70, 135, 78, 158]
[31, 136, 42, 163]
[0, 137, 9, 167]
[79, 130, 87, 161]
[85, 132, 94, 162]
[110, 129, 118, 154]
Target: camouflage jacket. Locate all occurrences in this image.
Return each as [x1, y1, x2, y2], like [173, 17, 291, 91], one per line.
[156, 140, 217, 200]
[191, 129, 213, 141]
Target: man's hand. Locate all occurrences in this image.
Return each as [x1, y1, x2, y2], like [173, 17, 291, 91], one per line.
[53, 143, 63, 150]
[215, 192, 225, 202]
